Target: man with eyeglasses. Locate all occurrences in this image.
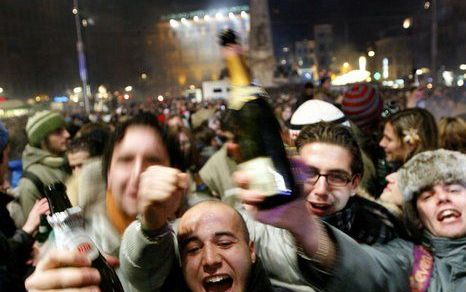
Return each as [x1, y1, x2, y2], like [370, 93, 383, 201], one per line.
[293, 122, 405, 244]
[232, 122, 404, 291]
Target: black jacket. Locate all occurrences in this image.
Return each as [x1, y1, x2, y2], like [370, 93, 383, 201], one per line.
[0, 192, 35, 292]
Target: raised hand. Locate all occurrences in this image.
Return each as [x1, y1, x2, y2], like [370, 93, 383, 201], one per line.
[137, 165, 189, 231]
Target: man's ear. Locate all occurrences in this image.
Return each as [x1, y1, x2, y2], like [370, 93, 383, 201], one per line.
[350, 175, 361, 196]
[249, 241, 256, 264]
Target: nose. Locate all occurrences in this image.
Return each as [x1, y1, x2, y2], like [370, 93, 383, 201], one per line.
[312, 175, 329, 197]
[379, 138, 386, 148]
[436, 188, 451, 203]
[202, 245, 222, 273]
[63, 129, 71, 139]
[129, 158, 143, 188]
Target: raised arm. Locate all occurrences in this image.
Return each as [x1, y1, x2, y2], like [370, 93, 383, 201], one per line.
[119, 165, 188, 291]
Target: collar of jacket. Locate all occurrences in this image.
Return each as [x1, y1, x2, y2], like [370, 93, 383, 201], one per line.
[422, 232, 466, 258]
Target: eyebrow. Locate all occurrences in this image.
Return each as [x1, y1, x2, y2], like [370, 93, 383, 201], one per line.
[178, 231, 237, 248]
[308, 166, 351, 175]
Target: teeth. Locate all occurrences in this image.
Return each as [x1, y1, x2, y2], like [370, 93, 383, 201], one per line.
[439, 209, 460, 220]
[206, 276, 228, 283]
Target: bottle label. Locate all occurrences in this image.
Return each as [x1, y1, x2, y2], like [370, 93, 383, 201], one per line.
[238, 157, 291, 197]
[49, 208, 99, 261]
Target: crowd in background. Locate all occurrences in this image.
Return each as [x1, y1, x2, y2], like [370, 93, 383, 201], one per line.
[0, 78, 465, 291]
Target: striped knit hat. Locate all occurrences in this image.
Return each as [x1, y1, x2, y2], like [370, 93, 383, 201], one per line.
[26, 111, 65, 147]
[342, 83, 382, 128]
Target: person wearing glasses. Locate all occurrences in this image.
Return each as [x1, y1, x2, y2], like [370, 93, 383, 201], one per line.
[228, 122, 405, 291]
[293, 122, 405, 244]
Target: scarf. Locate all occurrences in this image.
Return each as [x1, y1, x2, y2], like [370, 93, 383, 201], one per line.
[106, 190, 136, 235]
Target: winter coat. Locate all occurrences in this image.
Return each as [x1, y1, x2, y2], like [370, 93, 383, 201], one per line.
[16, 145, 69, 216]
[299, 226, 466, 291]
[0, 191, 34, 292]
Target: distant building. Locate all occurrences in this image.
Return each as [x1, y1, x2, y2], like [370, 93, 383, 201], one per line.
[145, 6, 250, 96]
[295, 39, 316, 69]
[374, 36, 413, 80]
[314, 24, 334, 72]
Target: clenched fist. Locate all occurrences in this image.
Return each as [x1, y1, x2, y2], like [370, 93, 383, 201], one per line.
[138, 165, 189, 231]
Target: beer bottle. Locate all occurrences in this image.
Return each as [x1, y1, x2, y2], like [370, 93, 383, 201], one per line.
[44, 182, 124, 292]
[219, 29, 300, 208]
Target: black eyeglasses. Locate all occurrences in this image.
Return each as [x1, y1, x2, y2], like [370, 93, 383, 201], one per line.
[306, 167, 354, 187]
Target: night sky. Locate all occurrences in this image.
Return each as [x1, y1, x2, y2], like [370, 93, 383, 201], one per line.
[130, 0, 421, 51]
[0, 0, 429, 97]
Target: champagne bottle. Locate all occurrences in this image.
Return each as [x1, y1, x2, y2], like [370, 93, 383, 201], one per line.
[219, 29, 299, 208]
[35, 214, 51, 243]
[44, 183, 124, 292]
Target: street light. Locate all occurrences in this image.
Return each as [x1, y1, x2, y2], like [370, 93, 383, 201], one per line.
[368, 50, 375, 57]
[0, 87, 3, 94]
[73, 0, 90, 114]
[403, 18, 412, 29]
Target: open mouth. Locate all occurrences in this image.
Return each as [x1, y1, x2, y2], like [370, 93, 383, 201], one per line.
[309, 202, 332, 215]
[203, 275, 233, 292]
[437, 209, 461, 222]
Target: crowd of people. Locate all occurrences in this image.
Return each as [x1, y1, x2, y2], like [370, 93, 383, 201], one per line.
[0, 50, 465, 291]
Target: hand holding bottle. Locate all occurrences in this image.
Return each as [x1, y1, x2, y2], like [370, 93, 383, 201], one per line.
[22, 198, 50, 235]
[25, 249, 101, 291]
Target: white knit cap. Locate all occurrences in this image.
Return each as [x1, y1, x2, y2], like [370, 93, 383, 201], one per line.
[289, 100, 350, 139]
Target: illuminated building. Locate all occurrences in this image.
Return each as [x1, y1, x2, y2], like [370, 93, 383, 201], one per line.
[145, 6, 250, 96]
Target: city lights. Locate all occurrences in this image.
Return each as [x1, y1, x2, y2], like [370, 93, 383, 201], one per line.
[0, 87, 3, 94]
[124, 94, 130, 100]
[402, 18, 412, 29]
[193, 15, 200, 22]
[72, 8, 78, 15]
[157, 95, 164, 101]
[368, 50, 375, 57]
[424, 1, 431, 9]
[125, 86, 133, 92]
[383, 58, 389, 79]
[241, 11, 248, 18]
[460, 64, 466, 70]
[169, 19, 179, 28]
[229, 12, 235, 20]
[359, 56, 367, 71]
[73, 87, 82, 94]
[215, 12, 224, 20]
[204, 14, 211, 21]
[458, 79, 464, 87]
[181, 18, 190, 26]
[141, 73, 147, 79]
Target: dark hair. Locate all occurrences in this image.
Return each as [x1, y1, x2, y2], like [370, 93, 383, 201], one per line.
[384, 108, 438, 162]
[295, 122, 364, 177]
[102, 113, 184, 183]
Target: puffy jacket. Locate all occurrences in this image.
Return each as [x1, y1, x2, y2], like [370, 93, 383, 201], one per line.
[16, 145, 68, 216]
